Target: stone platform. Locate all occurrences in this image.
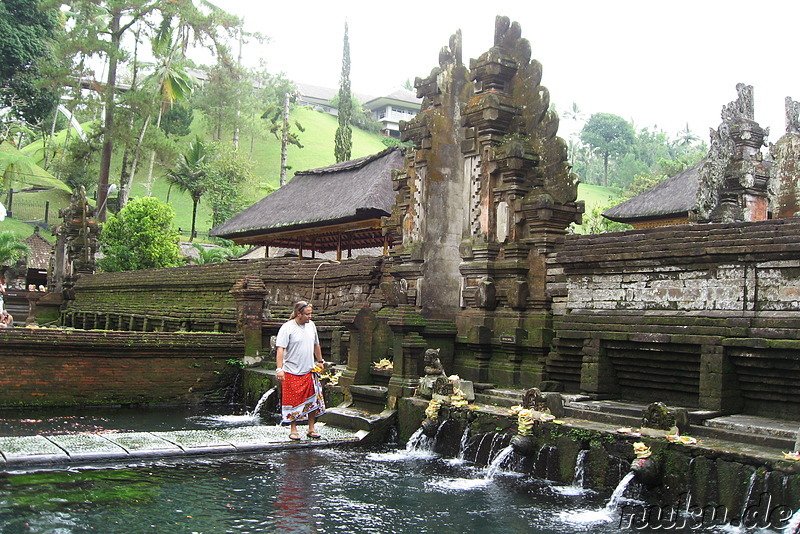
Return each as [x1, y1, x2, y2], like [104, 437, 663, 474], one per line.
[475, 388, 800, 453]
[0, 423, 366, 472]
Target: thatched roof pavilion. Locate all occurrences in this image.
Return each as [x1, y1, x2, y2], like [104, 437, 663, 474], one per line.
[210, 146, 404, 260]
[603, 161, 702, 229]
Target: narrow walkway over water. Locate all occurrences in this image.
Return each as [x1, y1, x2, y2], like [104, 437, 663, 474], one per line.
[0, 424, 364, 471]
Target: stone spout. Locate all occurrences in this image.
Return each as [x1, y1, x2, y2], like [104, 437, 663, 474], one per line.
[630, 456, 662, 488]
[510, 434, 537, 456]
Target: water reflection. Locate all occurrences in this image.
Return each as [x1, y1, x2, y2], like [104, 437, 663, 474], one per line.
[275, 448, 319, 532]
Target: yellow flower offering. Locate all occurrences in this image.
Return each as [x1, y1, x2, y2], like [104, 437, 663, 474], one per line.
[633, 442, 652, 459]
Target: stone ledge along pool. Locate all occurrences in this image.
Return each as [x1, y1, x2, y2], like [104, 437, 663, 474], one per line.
[0, 423, 364, 471]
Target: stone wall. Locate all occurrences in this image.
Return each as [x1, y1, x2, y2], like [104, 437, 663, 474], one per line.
[0, 329, 243, 406]
[548, 218, 800, 419]
[61, 256, 387, 332]
[396, 400, 800, 522]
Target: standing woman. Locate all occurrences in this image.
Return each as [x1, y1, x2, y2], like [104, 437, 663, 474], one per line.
[275, 300, 326, 440]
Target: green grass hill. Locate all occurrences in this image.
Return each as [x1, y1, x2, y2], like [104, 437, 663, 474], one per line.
[2, 109, 620, 240]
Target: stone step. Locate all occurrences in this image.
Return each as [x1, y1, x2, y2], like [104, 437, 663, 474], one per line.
[703, 414, 799, 440]
[474, 388, 527, 407]
[562, 406, 644, 428]
[563, 400, 721, 426]
[691, 425, 796, 451]
[694, 415, 799, 450]
[473, 393, 519, 408]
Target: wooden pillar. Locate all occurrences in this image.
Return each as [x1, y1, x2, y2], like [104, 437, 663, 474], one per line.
[336, 232, 342, 262]
[299, 239, 304, 260]
[311, 236, 316, 259]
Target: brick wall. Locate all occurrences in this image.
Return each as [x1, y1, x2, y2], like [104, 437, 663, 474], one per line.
[0, 329, 244, 406]
[548, 219, 800, 419]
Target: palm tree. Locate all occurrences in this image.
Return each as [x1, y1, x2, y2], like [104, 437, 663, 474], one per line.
[165, 137, 206, 242]
[0, 231, 30, 267]
[672, 123, 701, 157]
[142, 19, 196, 197]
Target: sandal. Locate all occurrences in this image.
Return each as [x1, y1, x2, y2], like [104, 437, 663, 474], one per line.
[288, 433, 301, 441]
[306, 431, 322, 439]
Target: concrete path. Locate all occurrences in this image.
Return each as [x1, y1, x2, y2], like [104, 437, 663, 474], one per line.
[0, 423, 365, 471]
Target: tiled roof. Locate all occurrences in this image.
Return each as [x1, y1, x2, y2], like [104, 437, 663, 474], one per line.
[21, 228, 51, 270]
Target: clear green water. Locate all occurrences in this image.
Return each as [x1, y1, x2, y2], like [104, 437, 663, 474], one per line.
[1, 408, 790, 533]
[0, 445, 734, 534]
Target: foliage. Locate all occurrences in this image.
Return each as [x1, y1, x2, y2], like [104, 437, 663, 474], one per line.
[52, 129, 102, 193]
[201, 141, 253, 228]
[190, 243, 227, 264]
[623, 151, 705, 200]
[52, 0, 241, 214]
[164, 136, 206, 241]
[140, 16, 200, 196]
[580, 113, 635, 187]
[0, 231, 30, 266]
[1, 147, 49, 195]
[98, 196, 182, 271]
[571, 200, 631, 235]
[381, 137, 413, 148]
[160, 102, 194, 139]
[192, 61, 243, 142]
[567, 105, 707, 196]
[261, 98, 304, 148]
[334, 22, 352, 163]
[570, 132, 705, 235]
[328, 94, 381, 133]
[0, 0, 61, 125]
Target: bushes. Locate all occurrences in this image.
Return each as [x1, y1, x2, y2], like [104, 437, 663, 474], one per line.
[98, 197, 182, 272]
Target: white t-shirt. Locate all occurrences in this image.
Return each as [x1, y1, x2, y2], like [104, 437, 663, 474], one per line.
[276, 319, 319, 375]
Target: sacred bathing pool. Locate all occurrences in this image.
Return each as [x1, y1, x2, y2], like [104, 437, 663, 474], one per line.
[1, 16, 800, 533]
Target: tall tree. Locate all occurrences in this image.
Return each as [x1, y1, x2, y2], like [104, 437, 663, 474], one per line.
[262, 90, 304, 186]
[164, 137, 206, 242]
[142, 16, 196, 197]
[53, 0, 239, 220]
[334, 21, 352, 163]
[580, 113, 635, 187]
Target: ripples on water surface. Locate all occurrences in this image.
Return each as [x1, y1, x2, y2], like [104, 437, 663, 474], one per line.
[0, 405, 277, 437]
[0, 446, 760, 533]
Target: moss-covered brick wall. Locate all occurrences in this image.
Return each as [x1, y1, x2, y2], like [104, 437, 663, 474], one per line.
[61, 256, 387, 332]
[0, 329, 244, 407]
[548, 218, 800, 419]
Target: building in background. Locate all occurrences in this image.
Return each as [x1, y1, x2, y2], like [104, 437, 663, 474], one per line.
[296, 84, 421, 137]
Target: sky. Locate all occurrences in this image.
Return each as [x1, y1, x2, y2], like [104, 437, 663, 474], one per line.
[221, 0, 800, 142]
